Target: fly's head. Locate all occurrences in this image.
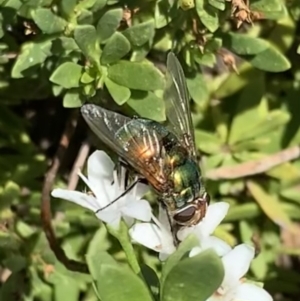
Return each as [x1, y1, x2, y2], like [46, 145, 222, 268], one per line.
[172, 192, 211, 226]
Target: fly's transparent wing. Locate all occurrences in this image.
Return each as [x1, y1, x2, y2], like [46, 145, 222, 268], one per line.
[81, 104, 168, 190]
[81, 104, 131, 155]
[163, 52, 196, 158]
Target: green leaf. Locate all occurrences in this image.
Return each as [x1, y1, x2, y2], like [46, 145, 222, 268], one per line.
[250, 0, 284, 19]
[97, 8, 123, 43]
[194, 52, 216, 67]
[267, 162, 300, 182]
[214, 63, 260, 99]
[195, 130, 223, 154]
[154, 0, 173, 28]
[77, 9, 93, 25]
[74, 25, 101, 66]
[101, 32, 131, 65]
[32, 8, 67, 34]
[87, 227, 111, 257]
[108, 61, 164, 91]
[195, 0, 219, 33]
[76, 0, 97, 10]
[52, 273, 80, 301]
[161, 250, 224, 301]
[244, 46, 291, 72]
[50, 62, 83, 88]
[3, 256, 27, 272]
[161, 234, 199, 285]
[208, 0, 225, 10]
[58, 0, 77, 18]
[105, 77, 131, 105]
[225, 203, 260, 222]
[141, 265, 160, 297]
[51, 37, 79, 55]
[223, 33, 269, 55]
[247, 181, 295, 232]
[81, 72, 94, 84]
[228, 77, 265, 144]
[186, 73, 209, 105]
[86, 250, 118, 280]
[123, 20, 155, 46]
[63, 89, 84, 108]
[251, 0, 282, 11]
[0, 270, 30, 300]
[238, 110, 289, 143]
[281, 185, 300, 204]
[11, 42, 49, 78]
[127, 91, 165, 121]
[92, 0, 107, 12]
[96, 264, 153, 301]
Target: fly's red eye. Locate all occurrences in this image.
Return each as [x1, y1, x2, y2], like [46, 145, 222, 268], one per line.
[173, 206, 196, 224]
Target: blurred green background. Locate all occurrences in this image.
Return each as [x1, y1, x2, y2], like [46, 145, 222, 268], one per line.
[1, 0, 300, 300]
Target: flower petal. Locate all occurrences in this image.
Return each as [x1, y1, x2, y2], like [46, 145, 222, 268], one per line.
[197, 202, 230, 237]
[122, 199, 152, 222]
[234, 283, 272, 301]
[96, 209, 121, 227]
[129, 223, 162, 252]
[51, 188, 98, 212]
[189, 246, 202, 257]
[222, 244, 255, 287]
[78, 171, 110, 207]
[159, 252, 171, 261]
[176, 226, 195, 242]
[88, 150, 114, 180]
[201, 236, 232, 257]
[133, 182, 149, 199]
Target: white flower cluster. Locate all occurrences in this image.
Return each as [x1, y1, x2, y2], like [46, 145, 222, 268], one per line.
[52, 151, 272, 301]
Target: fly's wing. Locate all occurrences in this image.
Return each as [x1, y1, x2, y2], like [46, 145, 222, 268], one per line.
[81, 104, 168, 190]
[163, 52, 197, 158]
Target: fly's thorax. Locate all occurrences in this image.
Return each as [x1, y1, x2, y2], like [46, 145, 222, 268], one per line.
[169, 158, 201, 208]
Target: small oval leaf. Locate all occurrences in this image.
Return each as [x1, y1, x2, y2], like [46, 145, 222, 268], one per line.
[74, 25, 101, 66]
[101, 32, 131, 65]
[105, 77, 131, 105]
[50, 62, 83, 88]
[97, 8, 123, 43]
[127, 91, 165, 121]
[223, 33, 269, 55]
[97, 265, 153, 301]
[123, 20, 155, 46]
[162, 250, 224, 301]
[245, 46, 291, 72]
[108, 61, 164, 91]
[32, 8, 67, 34]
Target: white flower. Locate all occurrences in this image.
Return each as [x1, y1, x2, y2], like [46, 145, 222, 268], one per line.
[179, 202, 231, 257]
[129, 202, 230, 260]
[129, 206, 176, 261]
[51, 150, 152, 228]
[208, 244, 272, 301]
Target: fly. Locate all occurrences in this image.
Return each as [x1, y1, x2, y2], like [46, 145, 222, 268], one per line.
[81, 52, 210, 242]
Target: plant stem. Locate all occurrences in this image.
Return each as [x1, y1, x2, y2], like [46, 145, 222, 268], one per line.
[107, 221, 140, 274]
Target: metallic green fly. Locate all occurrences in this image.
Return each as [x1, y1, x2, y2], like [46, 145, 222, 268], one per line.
[81, 52, 210, 240]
